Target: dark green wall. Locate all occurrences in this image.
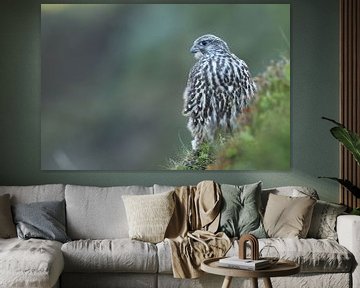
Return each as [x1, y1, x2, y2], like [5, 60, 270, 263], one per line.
[0, 0, 340, 202]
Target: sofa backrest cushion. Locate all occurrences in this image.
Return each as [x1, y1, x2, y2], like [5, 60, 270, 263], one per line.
[0, 185, 65, 204]
[153, 184, 175, 194]
[263, 193, 316, 238]
[65, 185, 153, 239]
[261, 186, 319, 213]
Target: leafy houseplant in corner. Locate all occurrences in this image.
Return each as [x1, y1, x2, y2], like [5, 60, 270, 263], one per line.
[320, 117, 360, 215]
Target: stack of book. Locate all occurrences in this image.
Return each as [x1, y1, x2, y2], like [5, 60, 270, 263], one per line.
[218, 257, 271, 270]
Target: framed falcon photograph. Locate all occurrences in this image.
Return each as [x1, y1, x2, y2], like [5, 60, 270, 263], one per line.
[41, 4, 290, 170]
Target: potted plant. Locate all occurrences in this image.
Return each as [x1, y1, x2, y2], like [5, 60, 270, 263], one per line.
[320, 117, 360, 215]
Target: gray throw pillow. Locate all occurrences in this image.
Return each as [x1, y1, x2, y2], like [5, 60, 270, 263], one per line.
[218, 182, 266, 238]
[12, 200, 70, 243]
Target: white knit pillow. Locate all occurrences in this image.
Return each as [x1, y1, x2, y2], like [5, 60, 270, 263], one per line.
[122, 191, 175, 243]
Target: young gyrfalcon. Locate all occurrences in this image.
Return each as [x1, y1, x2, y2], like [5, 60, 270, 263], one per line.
[183, 34, 256, 151]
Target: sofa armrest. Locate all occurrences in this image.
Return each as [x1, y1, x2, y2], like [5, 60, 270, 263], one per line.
[337, 215, 360, 288]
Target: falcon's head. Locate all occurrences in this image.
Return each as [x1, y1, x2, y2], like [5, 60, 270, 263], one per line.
[190, 34, 230, 59]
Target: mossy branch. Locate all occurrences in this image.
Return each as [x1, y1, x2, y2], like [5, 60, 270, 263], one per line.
[168, 57, 290, 170]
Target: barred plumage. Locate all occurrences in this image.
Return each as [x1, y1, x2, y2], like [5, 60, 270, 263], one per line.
[183, 34, 256, 150]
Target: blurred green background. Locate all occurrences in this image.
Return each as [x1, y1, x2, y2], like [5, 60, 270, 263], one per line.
[41, 4, 290, 170]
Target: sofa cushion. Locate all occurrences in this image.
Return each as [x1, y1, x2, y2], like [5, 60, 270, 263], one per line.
[260, 238, 353, 273]
[261, 186, 319, 213]
[263, 193, 316, 238]
[0, 194, 16, 238]
[307, 200, 347, 240]
[0, 238, 64, 288]
[156, 240, 173, 274]
[0, 184, 65, 204]
[61, 239, 158, 273]
[122, 191, 175, 243]
[65, 185, 153, 239]
[232, 238, 353, 273]
[12, 200, 70, 243]
[153, 184, 175, 194]
[158, 237, 353, 274]
[218, 182, 266, 238]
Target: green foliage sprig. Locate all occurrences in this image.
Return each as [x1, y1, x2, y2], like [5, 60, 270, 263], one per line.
[319, 117, 360, 199]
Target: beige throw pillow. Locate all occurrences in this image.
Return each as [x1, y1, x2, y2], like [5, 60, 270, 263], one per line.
[263, 193, 316, 238]
[122, 191, 175, 243]
[0, 194, 17, 238]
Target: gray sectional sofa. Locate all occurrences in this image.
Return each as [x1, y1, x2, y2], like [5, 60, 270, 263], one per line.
[0, 184, 359, 288]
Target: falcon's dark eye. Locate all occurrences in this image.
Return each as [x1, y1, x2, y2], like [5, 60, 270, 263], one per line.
[200, 40, 207, 46]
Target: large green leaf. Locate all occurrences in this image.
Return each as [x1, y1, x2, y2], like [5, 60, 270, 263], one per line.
[330, 127, 360, 165]
[323, 117, 360, 165]
[318, 177, 360, 198]
[321, 117, 360, 200]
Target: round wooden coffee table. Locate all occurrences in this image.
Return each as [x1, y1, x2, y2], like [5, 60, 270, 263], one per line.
[201, 257, 300, 288]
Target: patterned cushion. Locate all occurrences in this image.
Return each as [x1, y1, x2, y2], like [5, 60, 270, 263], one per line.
[307, 200, 347, 240]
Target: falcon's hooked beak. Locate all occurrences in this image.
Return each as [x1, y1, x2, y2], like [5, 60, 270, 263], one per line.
[190, 45, 203, 59]
[190, 45, 199, 54]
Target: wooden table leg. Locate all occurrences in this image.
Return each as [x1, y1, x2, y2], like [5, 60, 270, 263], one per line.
[222, 276, 233, 288]
[251, 278, 258, 288]
[263, 277, 273, 288]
